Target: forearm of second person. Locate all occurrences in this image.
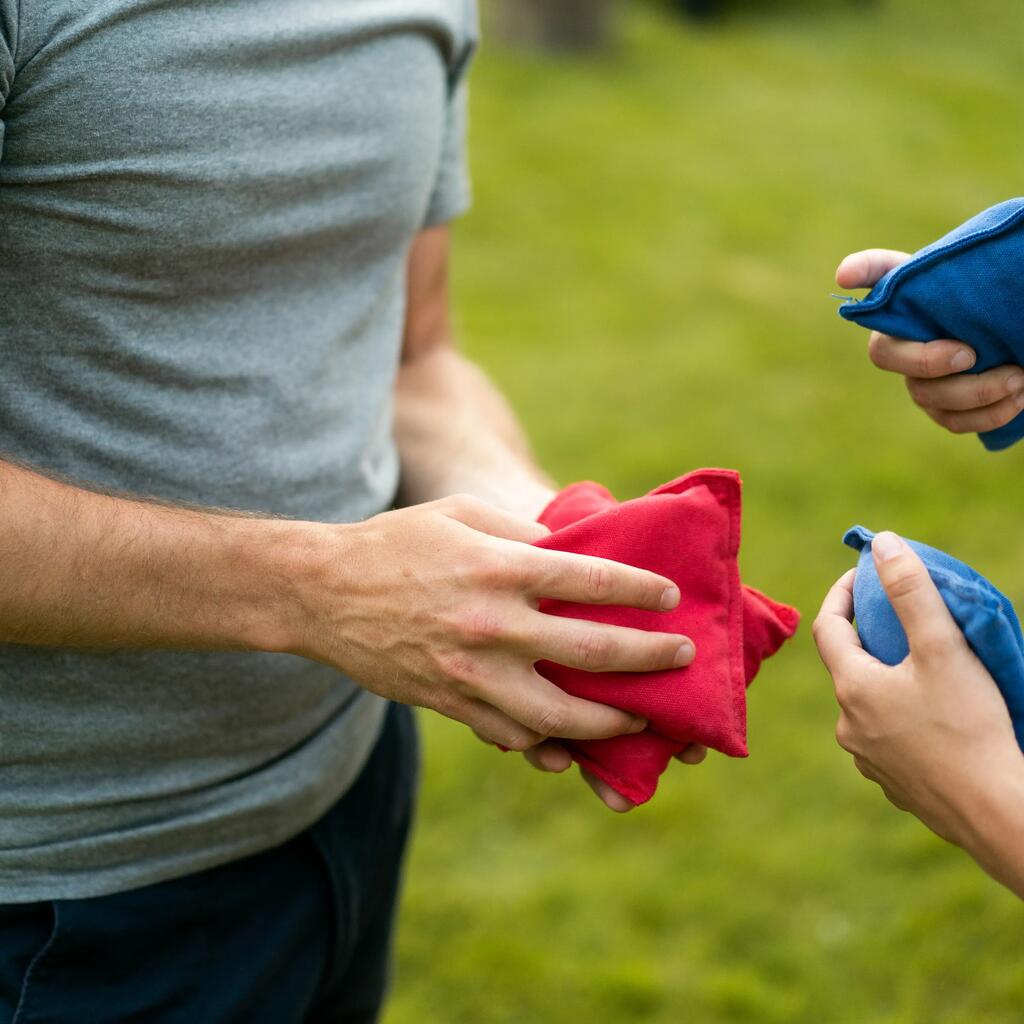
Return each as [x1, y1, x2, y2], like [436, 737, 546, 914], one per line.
[956, 767, 1024, 900]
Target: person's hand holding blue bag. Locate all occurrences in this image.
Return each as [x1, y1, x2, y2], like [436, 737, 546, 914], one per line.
[814, 531, 1024, 899]
[836, 199, 1024, 447]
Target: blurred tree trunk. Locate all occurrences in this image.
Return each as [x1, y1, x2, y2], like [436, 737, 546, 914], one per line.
[491, 0, 615, 51]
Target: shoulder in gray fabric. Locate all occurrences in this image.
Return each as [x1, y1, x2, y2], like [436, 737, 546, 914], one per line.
[838, 198, 1024, 451]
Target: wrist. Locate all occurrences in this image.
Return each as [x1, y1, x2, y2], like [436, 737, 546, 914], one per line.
[229, 517, 348, 658]
[955, 751, 1024, 896]
[505, 479, 558, 521]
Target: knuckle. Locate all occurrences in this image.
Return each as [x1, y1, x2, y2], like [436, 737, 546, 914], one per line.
[986, 401, 1017, 430]
[440, 492, 477, 516]
[467, 546, 517, 590]
[834, 724, 849, 752]
[916, 346, 940, 378]
[651, 637, 679, 670]
[882, 565, 925, 603]
[941, 412, 969, 434]
[585, 560, 614, 603]
[885, 789, 908, 812]
[976, 378, 999, 406]
[531, 700, 570, 739]
[436, 650, 483, 689]
[502, 730, 536, 753]
[810, 614, 827, 643]
[576, 630, 613, 670]
[454, 607, 506, 646]
[811, 615, 832, 649]
[914, 632, 956, 665]
[835, 715, 856, 752]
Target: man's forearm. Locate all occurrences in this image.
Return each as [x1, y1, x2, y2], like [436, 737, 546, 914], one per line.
[0, 459, 316, 652]
[393, 345, 555, 518]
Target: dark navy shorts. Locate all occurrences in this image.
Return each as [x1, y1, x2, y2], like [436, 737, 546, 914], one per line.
[0, 702, 419, 1024]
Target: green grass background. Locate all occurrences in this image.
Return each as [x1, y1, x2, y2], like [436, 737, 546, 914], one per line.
[386, 2, 1024, 1021]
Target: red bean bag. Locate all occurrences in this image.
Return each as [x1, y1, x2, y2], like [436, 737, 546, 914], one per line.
[532, 469, 799, 805]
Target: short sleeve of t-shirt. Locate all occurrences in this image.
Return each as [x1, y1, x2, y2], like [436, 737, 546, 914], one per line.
[0, 0, 16, 158]
[422, 15, 476, 228]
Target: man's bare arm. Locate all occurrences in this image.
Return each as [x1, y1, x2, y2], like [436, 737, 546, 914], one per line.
[394, 224, 555, 519]
[0, 459, 306, 651]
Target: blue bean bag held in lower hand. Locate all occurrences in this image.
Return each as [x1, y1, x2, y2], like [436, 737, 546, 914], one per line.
[838, 198, 1024, 451]
[844, 526, 1024, 749]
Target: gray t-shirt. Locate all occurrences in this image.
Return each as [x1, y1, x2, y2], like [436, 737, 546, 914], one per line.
[0, 0, 477, 901]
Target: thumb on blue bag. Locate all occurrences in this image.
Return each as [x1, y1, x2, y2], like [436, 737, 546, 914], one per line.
[872, 531, 963, 663]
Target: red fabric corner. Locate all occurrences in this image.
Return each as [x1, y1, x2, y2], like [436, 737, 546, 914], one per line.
[532, 470, 799, 806]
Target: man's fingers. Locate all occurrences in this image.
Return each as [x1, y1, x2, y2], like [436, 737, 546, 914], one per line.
[471, 728, 496, 747]
[870, 532, 962, 662]
[835, 249, 910, 289]
[580, 767, 635, 812]
[441, 493, 550, 544]
[675, 743, 708, 765]
[525, 547, 679, 612]
[523, 740, 573, 773]
[922, 391, 1024, 436]
[474, 667, 647, 741]
[868, 333, 977, 379]
[812, 569, 875, 679]
[519, 612, 695, 674]
[436, 697, 544, 752]
[906, 364, 1024, 412]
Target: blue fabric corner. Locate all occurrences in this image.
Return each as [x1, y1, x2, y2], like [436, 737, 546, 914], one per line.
[837, 198, 1024, 451]
[843, 526, 1024, 749]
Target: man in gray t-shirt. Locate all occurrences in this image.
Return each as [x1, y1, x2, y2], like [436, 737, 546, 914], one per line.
[0, 0, 697, 1017]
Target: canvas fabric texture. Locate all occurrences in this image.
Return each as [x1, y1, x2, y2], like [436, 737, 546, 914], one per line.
[533, 471, 799, 805]
[844, 525, 1024, 748]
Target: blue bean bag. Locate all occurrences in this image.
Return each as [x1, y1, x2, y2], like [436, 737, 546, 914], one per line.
[844, 526, 1024, 748]
[838, 198, 1024, 451]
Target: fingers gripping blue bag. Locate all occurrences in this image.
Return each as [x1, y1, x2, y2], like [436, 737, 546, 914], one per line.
[844, 525, 1024, 749]
[839, 198, 1024, 451]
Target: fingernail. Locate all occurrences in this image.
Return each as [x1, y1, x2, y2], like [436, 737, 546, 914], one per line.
[1011, 371, 1024, 395]
[872, 531, 904, 561]
[674, 640, 695, 667]
[629, 717, 648, 734]
[950, 349, 975, 372]
[661, 586, 680, 610]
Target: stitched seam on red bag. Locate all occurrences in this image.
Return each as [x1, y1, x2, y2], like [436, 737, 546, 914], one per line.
[699, 474, 746, 750]
[649, 470, 747, 751]
[537, 481, 615, 528]
[726, 482, 745, 748]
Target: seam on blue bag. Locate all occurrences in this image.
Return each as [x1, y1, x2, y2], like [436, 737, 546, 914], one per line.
[926, 565, 1003, 616]
[840, 201, 1024, 315]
